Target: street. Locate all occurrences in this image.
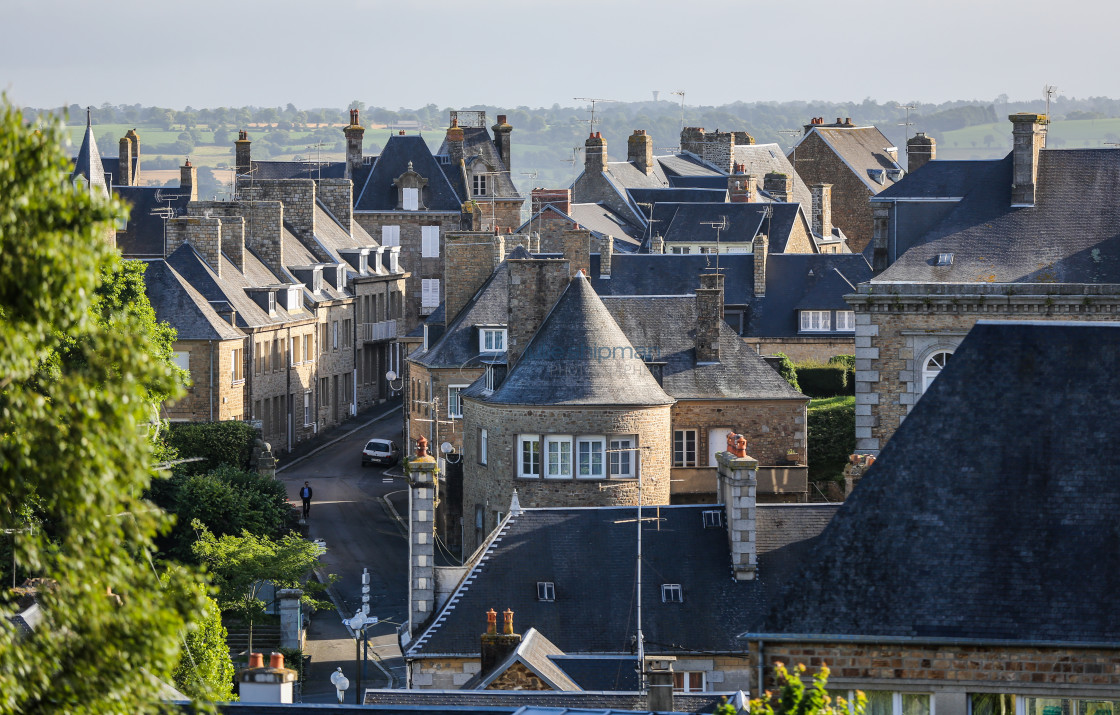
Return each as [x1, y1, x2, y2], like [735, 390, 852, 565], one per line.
[278, 404, 410, 703]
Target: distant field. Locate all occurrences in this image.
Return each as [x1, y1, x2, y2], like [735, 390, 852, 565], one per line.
[936, 117, 1120, 159]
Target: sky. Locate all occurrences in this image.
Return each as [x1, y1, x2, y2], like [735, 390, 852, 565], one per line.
[3, 0, 1117, 111]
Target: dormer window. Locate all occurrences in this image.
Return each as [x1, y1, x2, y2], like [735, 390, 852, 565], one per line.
[800, 310, 831, 332]
[287, 287, 301, 311]
[403, 188, 419, 211]
[867, 168, 886, 185]
[267, 291, 277, 315]
[473, 174, 488, 197]
[661, 584, 683, 603]
[312, 268, 323, 294]
[702, 510, 723, 528]
[479, 328, 507, 354]
[537, 582, 555, 602]
[394, 161, 429, 211]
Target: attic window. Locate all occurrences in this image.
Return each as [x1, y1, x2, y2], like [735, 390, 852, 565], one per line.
[403, 187, 419, 211]
[537, 582, 555, 602]
[267, 292, 277, 315]
[473, 174, 488, 197]
[661, 584, 683, 603]
[312, 269, 323, 294]
[936, 253, 954, 266]
[702, 510, 723, 528]
[437, 154, 451, 165]
[480, 328, 507, 354]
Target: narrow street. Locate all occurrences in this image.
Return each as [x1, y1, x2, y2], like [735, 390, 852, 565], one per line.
[278, 404, 410, 703]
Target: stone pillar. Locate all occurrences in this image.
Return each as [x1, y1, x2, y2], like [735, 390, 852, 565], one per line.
[408, 438, 438, 636]
[235, 130, 251, 177]
[872, 205, 890, 273]
[118, 135, 133, 186]
[627, 129, 653, 175]
[752, 234, 768, 297]
[646, 657, 677, 712]
[584, 132, 607, 175]
[811, 183, 832, 239]
[1010, 113, 1048, 206]
[278, 589, 304, 650]
[907, 132, 936, 174]
[250, 438, 277, 478]
[763, 172, 792, 202]
[696, 272, 724, 364]
[492, 115, 513, 171]
[180, 159, 198, 201]
[717, 451, 758, 580]
[344, 109, 365, 179]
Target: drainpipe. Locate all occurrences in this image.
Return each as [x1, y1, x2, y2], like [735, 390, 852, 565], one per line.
[247, 333, 254, 423]
[757, 640, 764, 697]
[208, 341, 214, 421]
[286, 326, 292, 453]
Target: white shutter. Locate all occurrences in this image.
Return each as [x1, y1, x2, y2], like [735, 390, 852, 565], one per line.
[421, 226, 440, 258]
[403, 188, 418, 211]
[422, 279, 440, 309]
[381, 225, 400, 247]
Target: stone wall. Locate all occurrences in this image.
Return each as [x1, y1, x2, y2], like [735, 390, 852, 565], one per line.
[444, 232, 503, 323]
[741, 336, 856, 364]
[239, 179, 317, 249]
[409, 657, 481, 689]
[315, 302, 356, 430]
[246, 320, 319, 452]
[460, 401, 673, 554]
[792, 132, 875, 253]
[166, 215, 223, 272]
[318, 178, 352, 232]
[849, 283, 1120, 453]
[486, 662, 551, 690]
[671, 398, 807, 471]
[165, 338, 248, 422]
[506, 258, 571, 367]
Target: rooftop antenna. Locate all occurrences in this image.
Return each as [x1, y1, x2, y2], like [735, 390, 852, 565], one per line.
[670, 90, 686, 134]
[1043, 85, 1058, 117]
[573, 98, 617, 135]
[150, 189, 189, 256]
[777, 128, 802, 176]
[700, 216, 728, 271]
[895, 104, 917, 166]
[306, 140, 328, 182]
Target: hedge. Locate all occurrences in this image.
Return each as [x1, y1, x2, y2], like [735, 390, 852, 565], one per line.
[772, 352, 800, 392]
[796, 366, 850, 398]
[165, 421, 258, 473]
[807, 396, 855, 481]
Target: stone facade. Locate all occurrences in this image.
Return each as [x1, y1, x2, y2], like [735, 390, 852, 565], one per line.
[792, 132, 877, 253]
[506, 258, 571, 366]
[485, 662, 550, 690]
[409, 657, 481, 689]
[408, 458, 437, 635]
[848, 283, 1120, 453]
[460, 401, 673, 554]
[741, 336, 855, 364]
[166, 338, 247, 422]
[671, 398, 806, 470]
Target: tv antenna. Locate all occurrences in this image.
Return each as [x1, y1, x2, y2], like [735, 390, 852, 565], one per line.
[896, 103, 917, 142]
[1043, 85, 1058, 117]
[151, 189, 188, 257]
[671, 90, 686, 133]
[306, 141, 328, 182]
[560, 146, 583, 168]
[573, 97, 616, 133]
[700, 216, 728, 270]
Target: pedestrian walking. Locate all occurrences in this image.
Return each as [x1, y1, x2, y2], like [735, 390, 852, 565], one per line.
[300, 481, 313, 518]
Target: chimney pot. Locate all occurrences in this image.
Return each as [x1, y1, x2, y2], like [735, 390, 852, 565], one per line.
[487, 608, 497, 634]
[836, 117, 842, 124]
[270, 652, 284, 669]
[497, 114, 506, 124]
[249, 653, 264, 669]
[399, 130, 405, 135]
[502, 608, 514, 635]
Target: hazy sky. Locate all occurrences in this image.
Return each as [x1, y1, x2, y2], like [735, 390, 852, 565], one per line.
[3, 0, 1116, 111]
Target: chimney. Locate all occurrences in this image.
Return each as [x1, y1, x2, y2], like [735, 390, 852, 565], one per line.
[811, 183, 832, 239]
[907, 132, 936, 174]
[243, 200, 285, 273]
[480, 609, 522, 677]
[752, 234, 768, 297]
[531, 188, 571, 216]
[222, 215, 246, 273]
[872, 205, 890, 273]
[318, 178, 353, 233]
[238, 652, 298, 704]
[717, 449, 758, 580]
[558, 228, 591, 278]
[180, 158, 198, 201]
[650, 234, 664, 254]
[728, 165, 754, 203]
[118, 134, 133, 186]
[646, 657, 677, 713]
[1010, 113, 1048, 206]
[763, 172, 792, 203]
[627, 129, 653, 175]
[492, 114, 513, 171]
[235, 130, 251, 177]
[447, 118, 465, 166]
[680, 126, 706, 156]
[584, 132, 607, 175]
[407, 438, 438, 636]
[344, 109, 365, 179]
[445, 232, 504, 323]
[732, 131, 755, 146]
[700, 131, 734, 174]
[695, 272, 724, 364]
[166, 215, 223, 275]
[506, 258, 571, 367]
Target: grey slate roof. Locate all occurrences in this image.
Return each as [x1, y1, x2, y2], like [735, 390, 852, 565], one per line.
[466, 628, 581, 690]
[545, 656, 641, 691]
[666, 175, 728, 189]
[604, 161, 669, 190]
[754, 321, 1120, 645]
[411, 262, 510, 369]
[70, 114, 108, 197]
[566, 204, 643, 248]
[115, 185, 192, 258]
[657, 153, 723, 178]
[355, 135, 462, 212]
[876, 150, 1120, 283]
[873, 159, 995, 200]
[250, 159, 348, 181]
[601, 297, 805, 401]
[436, 126, 521, 199]
[362, 690, 730, 713]
[408, 504, 838, 658]
[143, 260, 244, 341]
[651, 202, 801, 252]
[733, 144, 812, 207]
[792, 126, 904, 193]
[480, 275, 674, 406]
[627, 188, 727, 218]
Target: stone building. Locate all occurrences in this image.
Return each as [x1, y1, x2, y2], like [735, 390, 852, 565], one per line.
[851, 113, 1120, 453]
[790, 117, 906, 253]
[570, 130, 670, 227]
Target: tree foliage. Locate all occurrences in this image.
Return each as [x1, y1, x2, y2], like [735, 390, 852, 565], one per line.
[773, 353, 800, 392]
[173, 593, 234, 702]
[0, 97, 206, 713]
[736, 662, 865, 715]
[164, 421, 258, 473]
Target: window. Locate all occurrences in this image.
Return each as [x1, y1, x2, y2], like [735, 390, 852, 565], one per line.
[479, 428, 488, 465]
[673, 672, 705, 693]
[267, 291, 277, 315]
[723, 309, 745, 336]
[473, 174, 488, 196]
[320, 377, 329, 406]
[421, 225, 440, 258]
[970, 694, 1015, 715]
[484, 365, 495, 392]
[923, 351, 952, 392]
[702, 510, 723, 528]
[836, 311, 856, 331]
[536, 581, 555, 602]
[271, 339, 280, 372]
[381, 225, 400, 247]
[304, 333, 313, 362]
[661, 584, 683, 603]
[670, 246, 690, 254]
[800, 310, 831, 332]
[422, 279, 440, 309]
[480, 328, 507, 353]
[172, 351, 190, 372]
[518, 435, 541, 478]
[673, 430, 697, 467]
[231, 348, 244, 383]
[291, 335, 302, 364]
[303, 392, 311, 426]
[403, 187, 419, 211]
[576, 436, 606, 479]
[332, 321, 339, 349]
[545, 436, 573, 478]
[447, 385, 467, 418]
[609, 437, 635, 478]
[842, 692, 930, 715]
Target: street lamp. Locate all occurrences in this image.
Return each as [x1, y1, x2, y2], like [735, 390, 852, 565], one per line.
[385, 370, 404, 392]
[343, 610, 378, 704]
[440, 441, 461, 464]
[329, 667, 349, 704]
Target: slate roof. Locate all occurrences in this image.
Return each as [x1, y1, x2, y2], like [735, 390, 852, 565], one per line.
[411, 261, 510, 369]
[143, 260, 245, 341]
[604, 161, 669, 190]
[115, 185, 192, 258]
[545, 656, 640, 691]
[793, 126, 904, 193]
[479, 275, 674, 407]
[566, 204, 643, 248]
[875, 150, 1120, 283]
[101, 156, 138, 187]
[465, 628, 581, 690]
[70, 113, 109, 198]
[355, 135, 463, 212]
[435, 126, 521, 199]
[753, 321, 1120, 645]
[733, 144, 813, 207]
[657, 153, 723, 178]
[250, 159, 348, 181]
[666, 175, 728, 189]
[361, 690, 730, 713]
[627, 188, 727, 218]
[407, 504, 838, 658]
[873, 159, 995, 200]
[601, 297, 805, 401]
[650, 202, 801, 252]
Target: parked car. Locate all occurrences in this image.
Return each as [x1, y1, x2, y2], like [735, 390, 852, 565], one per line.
[362, 438, 401, 467]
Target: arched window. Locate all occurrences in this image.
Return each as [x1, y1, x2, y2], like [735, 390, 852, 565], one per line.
[922, 351, 952, 392]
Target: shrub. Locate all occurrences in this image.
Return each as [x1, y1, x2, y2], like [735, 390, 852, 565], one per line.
[807, 396, 855, 481]
[773, 352, 800, 392]
[165, 420, 258, 473]
[796, 365, 850, 397]
[828, 354, 856, 388]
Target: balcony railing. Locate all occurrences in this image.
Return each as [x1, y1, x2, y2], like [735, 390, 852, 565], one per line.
[362, 320, 397, 342]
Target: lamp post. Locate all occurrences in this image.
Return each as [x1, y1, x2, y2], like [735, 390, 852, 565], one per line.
[343, 610, 378, 704]
[329, 667, 349, 704]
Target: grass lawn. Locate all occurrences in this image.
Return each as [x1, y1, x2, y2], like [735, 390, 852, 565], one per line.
[937, 117, 1120, 159]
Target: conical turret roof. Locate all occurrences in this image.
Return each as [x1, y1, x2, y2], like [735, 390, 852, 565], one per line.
[486, 273, 674, 406]
[71, 108, 108, 198]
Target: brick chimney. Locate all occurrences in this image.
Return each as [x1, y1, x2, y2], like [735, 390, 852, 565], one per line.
[628, 129, 653, 175]
[445, 232, 505, 323]
[118, 131, 136, 186]
[318, 178, 353, 233]
[480, 609, 522, 677]
[447, 119, 465, 166]
[763, 172, 792, 202]
[344, 109, 365, 179]
[531, 188, 571, 215]
[1010, 113, 1048, 206]
[235, 130, 251, 177]
[695, 272, 724, 364]
[238, 652, 298, 704]
[584, 132, 607, 175]
[716, 450, 758, 580]
[811, 183, 832, 239]
[492, 114, 513, 171]
[907, 132, 936, 174]
[180, 158, 198, 201]
[506, 257, 571, 367]
[680, 127, 706, 156]
[646, 657, 677, 712]
[752, 234, 768, 297]
[729, 164, 754, 203]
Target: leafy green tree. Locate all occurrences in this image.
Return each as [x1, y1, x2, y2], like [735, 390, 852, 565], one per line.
[0, 97, 206, 713]
[173, 592, 235, 702]
[773, 352, 800, 392]
[733, 662, 864, 715]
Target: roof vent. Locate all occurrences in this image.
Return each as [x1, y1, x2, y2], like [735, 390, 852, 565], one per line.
[887, 169, 904, 181]
[867, 168, 886, 185]
[936, 253, 954, 266]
